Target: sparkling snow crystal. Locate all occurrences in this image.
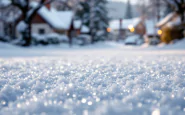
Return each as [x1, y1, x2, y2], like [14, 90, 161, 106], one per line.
[0, 47, 185, 115]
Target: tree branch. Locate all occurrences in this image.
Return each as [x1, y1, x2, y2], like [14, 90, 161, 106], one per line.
[28, 0, 54, 22]
[11, 0, 25, 11]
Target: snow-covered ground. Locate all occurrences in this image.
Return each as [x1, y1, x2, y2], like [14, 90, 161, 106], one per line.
[0, 40, 185, 115]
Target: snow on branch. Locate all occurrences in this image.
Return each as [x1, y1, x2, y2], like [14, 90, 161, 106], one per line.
[11, 0, 54, 22]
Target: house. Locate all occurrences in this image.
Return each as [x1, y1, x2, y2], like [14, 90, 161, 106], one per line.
[16, 2, 74, 43]
[15, 1, 91, 45]
[156, 12, 185, 43]
[109, 17, 146, 40]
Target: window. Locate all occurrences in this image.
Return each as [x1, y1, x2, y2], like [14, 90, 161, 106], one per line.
[39, 28, 45, 34]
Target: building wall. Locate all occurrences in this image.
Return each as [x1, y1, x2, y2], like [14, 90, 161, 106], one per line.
[135, 22, 146, 35]
[31, 23, 53, 34]
[31, 13, 53, 34]
[54, 29, 68, 35]
[16, 23, 53, 38]
[16, 13, 71, 38]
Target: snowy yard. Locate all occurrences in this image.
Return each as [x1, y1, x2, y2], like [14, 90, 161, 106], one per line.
[0, 42, 185, 115]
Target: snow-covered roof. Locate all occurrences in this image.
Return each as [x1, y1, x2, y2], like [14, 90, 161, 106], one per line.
[156, 12, 185, 28]
[156, 13, 174, 27]
[81, 25, 90, 33]
[31, 2, 74, 30]
[74, 20, 82, 29]
[110, 18, 141, 30]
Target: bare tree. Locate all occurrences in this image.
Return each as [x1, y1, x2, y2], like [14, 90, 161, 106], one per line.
[11, 0, 54, 46]
[163, 0, 185, 22]
[52, 0, 81, 11]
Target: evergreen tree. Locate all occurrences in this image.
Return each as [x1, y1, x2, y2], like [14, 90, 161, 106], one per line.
[75, 1, 90, 26]
[125, 0, 132, 19]
[89, 0, 109, 43]
[76, 0, 109, 43]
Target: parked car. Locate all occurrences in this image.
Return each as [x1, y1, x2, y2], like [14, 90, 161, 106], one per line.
[148, 36, 160, 45]
[144, 35, 160, 45]
[124, 35, 144, 45]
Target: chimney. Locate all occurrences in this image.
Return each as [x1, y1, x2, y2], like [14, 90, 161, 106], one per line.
[46, 4, 51, 10]
[45, 0, 51, 10]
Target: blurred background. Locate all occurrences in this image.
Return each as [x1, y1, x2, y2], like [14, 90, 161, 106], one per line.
[0, 0, 184, 47]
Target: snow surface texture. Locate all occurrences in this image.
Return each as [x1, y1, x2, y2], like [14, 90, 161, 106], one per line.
[0, 43, 185, 115]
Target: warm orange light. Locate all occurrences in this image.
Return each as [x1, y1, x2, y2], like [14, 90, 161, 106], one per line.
[128, 25, 135, 33]
[158, 30, 162, 35]
[107, 28, 111, 32]
[130, 28, 135, 33]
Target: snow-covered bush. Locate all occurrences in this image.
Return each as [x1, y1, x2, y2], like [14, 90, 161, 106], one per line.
[32, 33, 69, 45]
[32, 34, 47, 45]
[16, 21, 27, 33]
[46, 33, 60, 45]
[0, 35, 10, 42]
[75, 34, 91, 45]
[58, 35, 69, 43]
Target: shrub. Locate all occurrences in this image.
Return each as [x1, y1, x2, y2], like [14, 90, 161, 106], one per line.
[32, 33, 69, 45]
